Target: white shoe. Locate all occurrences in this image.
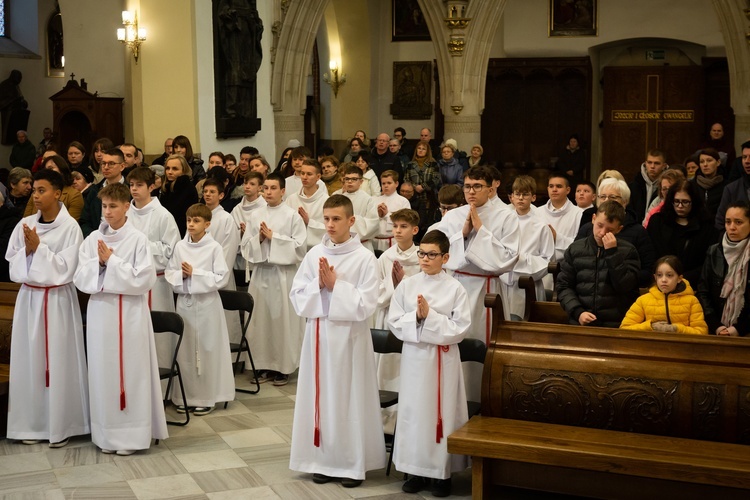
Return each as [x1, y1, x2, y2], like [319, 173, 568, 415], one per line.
[101, 448, 115, 454]
[49, 438, 69, 448]
[116, 449, 136, 456]
[21, 440, 41, 445]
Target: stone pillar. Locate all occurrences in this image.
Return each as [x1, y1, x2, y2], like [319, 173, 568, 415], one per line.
[417, 0, 508, 149]
[273, 113, 305, 154]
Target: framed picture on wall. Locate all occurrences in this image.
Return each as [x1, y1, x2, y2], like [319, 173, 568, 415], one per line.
[549, 0, 597, 37]
[390, 61, 432, 120]
[392, 0, 431, 42]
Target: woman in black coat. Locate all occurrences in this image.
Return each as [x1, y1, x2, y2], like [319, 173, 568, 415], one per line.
[160, 154, 199, 237]
[647, 179, 718, 286]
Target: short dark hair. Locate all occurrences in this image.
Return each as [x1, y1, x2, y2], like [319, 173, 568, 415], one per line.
[104, 148, 125, 162]
[244, 171, 264, 184]
[394, 126, 406, 138]
[33, 168, 64, 192]
[301, 158, 322, 174]
[390, 208, 419, 226]
[206, 165, 230, 185]
[463, 166, 493, 186]
[548, 173, 570, 187]
[438, 184, 465, 205]
[240, 146, 259, 156]
[203, 177, 225, 195]
[208, 151, 225, 162]
[421, 230, 449, 254]
[126, 166, 156, 186]
[595, 200, 626, 224]
[741, 140, 750, 151]
[224, 153, 237, 164]
[98, 183, 131, 203]
[265, 172, 286, 189]
[344, 165, 363, 178]
[576, 181, 596, 193]
[186, 203, 212, 221]
[290, 146, 312, 160]
[647, 149, 666, 162]
[324, 193, 354, 217]
[726, 201, 750, 220]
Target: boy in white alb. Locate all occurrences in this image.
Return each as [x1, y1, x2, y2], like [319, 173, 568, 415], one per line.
[334, 165, 380, 253]
[374, 208, 421, 434]
[501, 176, 555, 320]
[241, 173, 307, 386]
[374, 170, 411, 251]
[230, 171, 266, 271]
[74, 183, 166, 456]
[203, 178, 242, 347]
[283, 147, 327, 201]
[165, 203, 235, 416]
[536, 174, 583, 292]
[126, 167, 181, 366]
[289, 195, 385, 488]
[388, 230, 472, 498]
[6, 169, 89, 448]
[285, 159, 329, 251]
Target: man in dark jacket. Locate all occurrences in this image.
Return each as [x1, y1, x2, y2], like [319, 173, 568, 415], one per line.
[715, 141, 750, 230]
[628, 149, 667, 223]
[9, 130, 36, 169]
[557, 201, 640, 328]
[370, 132, 403, 180]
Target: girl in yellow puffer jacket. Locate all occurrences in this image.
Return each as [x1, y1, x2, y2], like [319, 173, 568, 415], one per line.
[620, 255, 708, 334]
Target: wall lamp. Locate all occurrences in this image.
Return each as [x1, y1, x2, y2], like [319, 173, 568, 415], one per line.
[117, 11, 147, 64]
[323, 60, 346, 98]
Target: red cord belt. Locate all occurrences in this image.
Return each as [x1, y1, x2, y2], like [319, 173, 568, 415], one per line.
[23, 283, 64, 387]
[453, 270, 497, 344]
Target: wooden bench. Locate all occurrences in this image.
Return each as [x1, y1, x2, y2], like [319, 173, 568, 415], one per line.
[448, 294, 750, 499]
[519, 275, 568, 324]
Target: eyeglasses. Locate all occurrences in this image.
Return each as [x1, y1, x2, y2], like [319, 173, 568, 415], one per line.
[440, 204, 458, 212]
[343, 177, 362, 182]
[417, 251, 445, 260]
[512, 192, 533, 199]
[463, 184, 488, 192]
[100, 161, 123, 168]
[673, 199, 692, 206]
[597, 194, 622, 202]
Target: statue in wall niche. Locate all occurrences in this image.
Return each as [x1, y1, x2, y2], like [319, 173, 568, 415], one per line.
[214, 0, 263, 130]
[0, 70, 30, 146]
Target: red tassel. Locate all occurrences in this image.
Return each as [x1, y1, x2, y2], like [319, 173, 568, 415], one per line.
[120, 391, 126, 411]
[314, 427, 320, 447]
[45, 369, 49, 388]
[436, 419, 443, 443]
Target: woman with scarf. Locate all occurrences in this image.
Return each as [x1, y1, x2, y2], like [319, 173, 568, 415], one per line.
[692, 148, 725, 221]
[697, 202, 750, 336]
[404, 140, 441, 228]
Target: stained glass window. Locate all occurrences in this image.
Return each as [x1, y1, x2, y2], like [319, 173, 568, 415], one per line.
[0, 0, 5, 37]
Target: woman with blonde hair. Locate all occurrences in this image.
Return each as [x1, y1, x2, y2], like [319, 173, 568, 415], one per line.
[160, 154, 198, 237]
[404, 140, 441, 229]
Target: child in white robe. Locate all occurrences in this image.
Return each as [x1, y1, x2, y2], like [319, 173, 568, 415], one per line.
[374, 208, 421, 434]
[289, 194, 385, 488]
[74, 183, 167, 456]
[126, 167, 181, 367]
[230, 171, 266, 271]
[388, 230, 472, 497]
[203, 178, 242, 351]
[333, 165, 380, 253]
[501, 176, 555, 320]
[285, 159, 329, 251]
[374, 170, 411, 251]
[242, 173, 307, 386]
[6, 169, 89, 448]
[165, 203, 235, 416]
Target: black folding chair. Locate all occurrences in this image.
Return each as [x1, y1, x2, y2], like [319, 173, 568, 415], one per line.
[151, 311, 189, 429]
[371, 328, 403, 476]
[458, 338, 488, 417]
[219, 290, 260, 408]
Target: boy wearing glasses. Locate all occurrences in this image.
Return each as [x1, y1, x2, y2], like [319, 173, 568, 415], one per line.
[388, 230, 471, 497]
[501, 176, 555, 320]
[334, 165, 380, 252]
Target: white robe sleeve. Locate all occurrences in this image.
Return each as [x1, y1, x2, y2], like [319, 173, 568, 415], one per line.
[267, 213, 307, 266]
[290, 254, 329, 318]
[165, 245, 187, 295]
[353, 198, 381, 241]
[466, 215, 520, 273]
[7, 221, 82, 285]
[189, 245, 229, 294]
[151, 214, 180, 271]
[376, 255, 393, 309]
[74, 236, 107, 294]
[100, 241, 157, 295]
[328, 254, 379, 321]
[241, 218, 266, 264]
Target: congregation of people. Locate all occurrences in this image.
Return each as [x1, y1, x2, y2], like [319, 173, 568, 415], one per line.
[4, 121, 750, 497]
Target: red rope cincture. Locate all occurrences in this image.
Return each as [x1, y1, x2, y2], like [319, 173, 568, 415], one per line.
[314, 318, 321, 447]
[453, 270, 497, 344]
[23, 283, 64, 387]
[375, 236, 394, 247]
[119, 294, 126, 411]
[436, 345, 450, 443]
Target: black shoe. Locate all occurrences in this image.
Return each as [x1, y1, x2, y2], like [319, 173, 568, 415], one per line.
[340, 477, 363, 488]
[432, 478, 452, 497]
[312, 473, 332, 484]
[402, 475, 429, 493]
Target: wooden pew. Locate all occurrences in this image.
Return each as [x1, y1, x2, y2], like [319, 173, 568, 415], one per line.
[448, 294, 750, 499]
[518, 275, 568, 324]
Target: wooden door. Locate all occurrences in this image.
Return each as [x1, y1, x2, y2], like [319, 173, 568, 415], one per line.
[601, 66, 704, 181]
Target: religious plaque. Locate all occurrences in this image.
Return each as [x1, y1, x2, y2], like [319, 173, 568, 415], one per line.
[549, 0, 597, 37]
[390, 61, 432, 120]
